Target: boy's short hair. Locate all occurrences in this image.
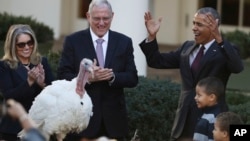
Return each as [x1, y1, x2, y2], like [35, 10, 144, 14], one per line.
[216, 112, 243, 133]
[197, 76, 225, 101]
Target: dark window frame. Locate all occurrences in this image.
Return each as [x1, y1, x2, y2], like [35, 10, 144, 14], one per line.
[199, 0, 250, 27]
[79, 0, 92, 18]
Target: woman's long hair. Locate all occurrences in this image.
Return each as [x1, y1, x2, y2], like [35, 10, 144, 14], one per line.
[1, 24, 41, 69]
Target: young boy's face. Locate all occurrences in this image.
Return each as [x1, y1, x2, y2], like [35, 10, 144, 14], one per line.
[194, 85, 214, 108]
[213, 120, 228, 141]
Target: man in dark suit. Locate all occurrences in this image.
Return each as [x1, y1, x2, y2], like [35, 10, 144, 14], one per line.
[57, 0, 138, 141]
[139, 7, 244, 141]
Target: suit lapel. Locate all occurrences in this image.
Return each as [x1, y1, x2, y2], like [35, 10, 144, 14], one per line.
[81, 29, 97, 63]
[105, 30, 116, 67]
[195, 42, 218, 77]
[184, 43, 198, 74]
[191, 42, 219, 81]
[180, 42, 198, 83]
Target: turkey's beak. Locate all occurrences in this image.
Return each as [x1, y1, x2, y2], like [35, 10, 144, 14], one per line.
[87, 67, 94, 79]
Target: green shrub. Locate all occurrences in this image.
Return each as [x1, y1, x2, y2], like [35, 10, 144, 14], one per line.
[229, 102, 250, 124]
[45, 50, 61, 78]
[222, 30, 250, 59]
[227, 90, 250, 124]
[125, 77, 180, 141]
[0, 12, 54, 43]
[226, 90, 250, 105]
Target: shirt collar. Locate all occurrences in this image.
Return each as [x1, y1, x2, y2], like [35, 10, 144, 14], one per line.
[90, 28, 109, 43]
[202, 39, 215, 51]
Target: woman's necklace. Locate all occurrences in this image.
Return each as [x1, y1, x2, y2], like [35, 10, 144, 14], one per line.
[23, 62, 31, 70]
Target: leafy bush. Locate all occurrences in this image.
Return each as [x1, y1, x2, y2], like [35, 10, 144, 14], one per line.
[0, 12, 54, 43]
[125, 77, 180, 141]
[227, 90, 250, 124]
[45, 50, 61, 78]
[229, 102, 250, 124]
[226, 90, 250, 105]
[222, 30, 250, 59]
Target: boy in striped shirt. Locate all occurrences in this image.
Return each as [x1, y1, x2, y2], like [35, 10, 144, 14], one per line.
[193, 77, 228, 141]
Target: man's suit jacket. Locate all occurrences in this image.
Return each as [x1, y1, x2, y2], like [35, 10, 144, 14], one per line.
[140, 39, 243, 140]
[57, 28, 138, 138]
[0, 57, 54, 135]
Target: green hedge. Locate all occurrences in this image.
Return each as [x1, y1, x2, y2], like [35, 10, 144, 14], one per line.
[222, 30, 250, 59]
[226, 90, 250, 124]
[0, 12, 54, 43]
[45, 50, 61, 77]
[125, 77, 180, 141]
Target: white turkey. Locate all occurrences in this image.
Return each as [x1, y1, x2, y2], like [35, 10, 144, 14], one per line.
[19, 58, 94, 141]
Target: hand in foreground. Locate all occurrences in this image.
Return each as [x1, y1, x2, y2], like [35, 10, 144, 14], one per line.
[144, 11, 162, 41]
[6, 99, 36, 130]
[7, 99, 26, 119]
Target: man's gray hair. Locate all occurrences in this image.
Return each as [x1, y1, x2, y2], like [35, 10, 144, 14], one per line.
[196, 7, 221, 26]
[88, 0, 113, 13]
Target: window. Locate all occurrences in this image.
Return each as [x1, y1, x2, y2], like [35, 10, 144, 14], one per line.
[221, 0, 239, 25]
[200, 0, 250, 27]
[243, 0, 250, 26]
[79, 0, 92, 18]
[199, 0, 217, 9]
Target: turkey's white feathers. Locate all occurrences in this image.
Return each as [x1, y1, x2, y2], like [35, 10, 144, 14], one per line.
[19, 78, 93, 141]
[19, 58, 94, 141]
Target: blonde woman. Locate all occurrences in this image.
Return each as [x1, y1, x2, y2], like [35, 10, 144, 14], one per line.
[0, 24, 54, 141]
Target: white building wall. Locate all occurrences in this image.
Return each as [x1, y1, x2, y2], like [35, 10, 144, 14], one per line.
[60, 0, 89, 36]
[154, 0, 180, 44]
[108, 0, 149, 76]
[179, 0, 198, 43]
